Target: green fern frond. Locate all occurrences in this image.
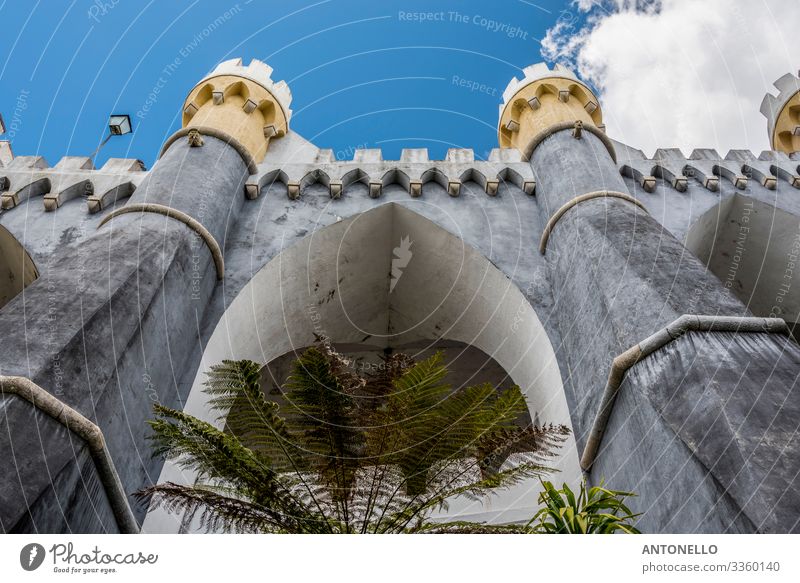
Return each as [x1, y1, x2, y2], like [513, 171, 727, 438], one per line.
[283, 346, 365, 523]
[139, 342, 584, 534]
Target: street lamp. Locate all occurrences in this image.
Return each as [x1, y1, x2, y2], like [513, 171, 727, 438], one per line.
[90, 114, 133, 162]
[108, 114, 131, 136]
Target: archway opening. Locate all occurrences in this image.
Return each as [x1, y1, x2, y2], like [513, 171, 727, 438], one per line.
[144, 203, 578, 531]
[0, 224, 38, 310]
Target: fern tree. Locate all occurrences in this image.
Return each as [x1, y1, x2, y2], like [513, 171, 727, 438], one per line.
[136, 343, 570, 533]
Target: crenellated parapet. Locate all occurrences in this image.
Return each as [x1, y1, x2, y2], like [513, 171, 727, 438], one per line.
[0, 156, 145, 212]
[614, 146, 800, 193]
[179, 58, 292, 164]
[761, 70, 800, 154]
[0, 155, 49, 209]
[2, 145, 796, 225]
[244, 147, 535, 200]
[725, 150, 778, 189]
[608, 145, 800, 248]
[0, 146, 539, 218]
[498, 63, 604, 158]
[759, 150, 800, 188]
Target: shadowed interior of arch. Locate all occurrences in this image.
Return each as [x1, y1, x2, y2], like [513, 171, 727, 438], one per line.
[253, 340, 535, 428]
[0, 224, 38, 310]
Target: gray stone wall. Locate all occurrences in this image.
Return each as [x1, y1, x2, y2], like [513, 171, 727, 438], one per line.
[1, 125, 799, 533]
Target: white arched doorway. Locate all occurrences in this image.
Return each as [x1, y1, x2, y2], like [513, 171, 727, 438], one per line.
[143, 203, 579, 532]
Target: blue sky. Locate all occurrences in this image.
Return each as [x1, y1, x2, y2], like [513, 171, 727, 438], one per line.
[0, 0, 577, 167]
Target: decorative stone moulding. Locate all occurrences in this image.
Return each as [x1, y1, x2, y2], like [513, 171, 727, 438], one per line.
[761, 71, 800, 154]
[243, 148, 537, 201]
[180, 58, 293, 163]
[580, 315, 791, 471]
[614, 147, 800, 193]
[498, 63, 604, 159]
[0, 376, 139, 533]
[0, 156, 145, 212]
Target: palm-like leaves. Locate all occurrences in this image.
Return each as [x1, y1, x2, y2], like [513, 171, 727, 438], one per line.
[136, 344, 571, 533]
[527, 480, 641, 534]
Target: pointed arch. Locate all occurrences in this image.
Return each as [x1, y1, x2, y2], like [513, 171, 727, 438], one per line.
[0, 224, 39, 310]
[420, 167, 449, 192]
[459, 167, 488, 190]
[299, 168, 330, 191]
[223, 80, 250, 101]
[143, 203, 579, 532]
[381, 167, 410, 190]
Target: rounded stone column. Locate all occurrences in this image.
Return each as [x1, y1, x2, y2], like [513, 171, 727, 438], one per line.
[499, 63, 800, 534]
[500, 62, 748, 442]
[0, 58, 293, 533]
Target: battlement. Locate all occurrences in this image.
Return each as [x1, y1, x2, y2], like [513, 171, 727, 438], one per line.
[615, 144, 800, 193]
[0, 155, 145, 213]
[2, 143, 798, 217]
[190, 57, 293, 124]
[0, 141, 11, 166]
[500, 62, 580, 106]
[245, 147, 535, 200]
[497, 62, 604, 157]
[761, 70, 800, 154]
[180, 58, 293, 163]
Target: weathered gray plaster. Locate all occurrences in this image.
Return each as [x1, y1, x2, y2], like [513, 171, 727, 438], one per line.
[530, 130, 749, 444]
[1, 104, 799, 533]
[685, 195, 800, 335]
[0, 135, 247, 531]
[593, 330, 800, 533]
[1, 403, 119, 533]
[143, 201, 578, 533]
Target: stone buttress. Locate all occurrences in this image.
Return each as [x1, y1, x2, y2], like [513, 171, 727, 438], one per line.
[500, 63, 800, 533]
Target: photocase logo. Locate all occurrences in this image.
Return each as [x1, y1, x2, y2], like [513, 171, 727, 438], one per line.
[390, 235, 413, 293]
[20, 543, 46, 571]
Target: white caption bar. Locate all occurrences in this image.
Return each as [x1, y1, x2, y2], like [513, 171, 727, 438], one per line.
[1, 534, 797, 581]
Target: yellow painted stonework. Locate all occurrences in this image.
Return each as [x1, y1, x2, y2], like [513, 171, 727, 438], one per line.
[182, 74, 290, 163]
[498, 76, 603, 159]
[772, 91, 800, 154]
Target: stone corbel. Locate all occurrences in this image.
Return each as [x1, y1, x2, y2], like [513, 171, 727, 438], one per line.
[496, 167, 535, 195]
[1, 176, 51, 209]
[652, 149, 689, 192]
[42, 157, 95, 211]
[620, 164, 657, 193]
[713, 163, 748, 190]
[686, 150, 723, 191]
[726, 150, 777, 189]
[758, 151, 800, 188]
[86, 159, 145, 214]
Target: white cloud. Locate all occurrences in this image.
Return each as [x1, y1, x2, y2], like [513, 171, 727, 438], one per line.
[541, 0, 800, 156]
